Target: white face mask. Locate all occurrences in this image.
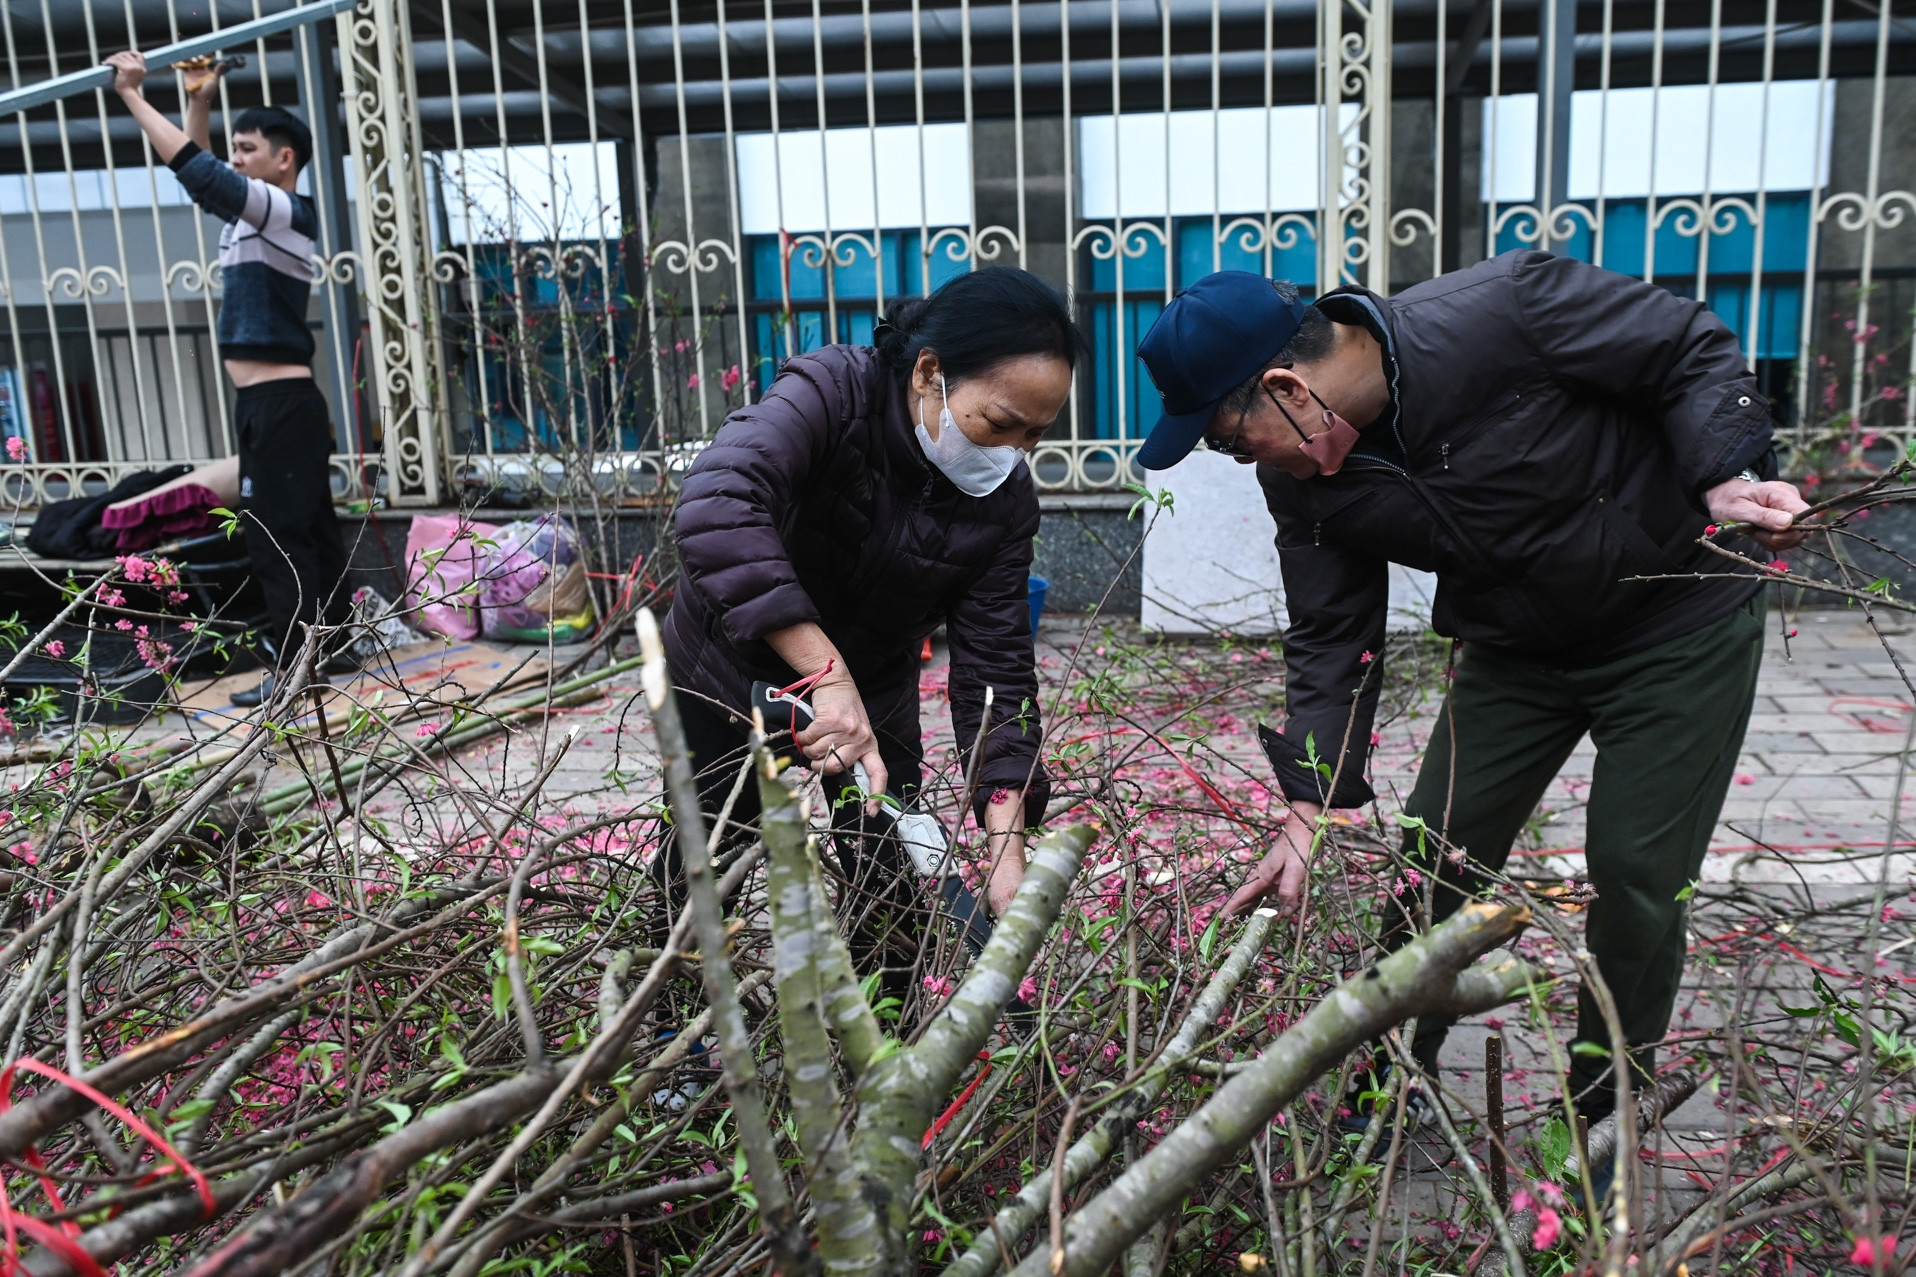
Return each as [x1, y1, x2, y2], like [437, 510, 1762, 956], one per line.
[915, 374, 1024, 498]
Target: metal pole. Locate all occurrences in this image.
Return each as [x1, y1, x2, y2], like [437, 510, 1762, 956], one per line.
[0, 0, 355, 117]
[298, 19, 362, 455]
[1534, 0, 1574, 253]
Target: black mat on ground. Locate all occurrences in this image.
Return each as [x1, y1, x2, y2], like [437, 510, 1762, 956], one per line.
[2, 621, 230, 726]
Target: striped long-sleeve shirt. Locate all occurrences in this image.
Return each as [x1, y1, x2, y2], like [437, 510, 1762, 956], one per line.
[168, 141, 317, 365]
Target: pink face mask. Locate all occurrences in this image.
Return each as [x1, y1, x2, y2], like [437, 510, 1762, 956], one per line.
[1273, 388, 1361, 477]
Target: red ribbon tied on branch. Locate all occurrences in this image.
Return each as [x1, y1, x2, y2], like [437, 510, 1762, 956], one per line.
[0, 1056, 217, 1277]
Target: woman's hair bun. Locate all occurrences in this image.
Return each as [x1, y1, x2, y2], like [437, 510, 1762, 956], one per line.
[875, 296, 933, 368]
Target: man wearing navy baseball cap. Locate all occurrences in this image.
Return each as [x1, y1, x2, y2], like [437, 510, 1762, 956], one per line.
[1136, 252, 1809, 1152]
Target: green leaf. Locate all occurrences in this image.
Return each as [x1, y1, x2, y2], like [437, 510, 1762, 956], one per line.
[1539, 1116, 1573, 1180]
[1571, 1041, 1612, 1059]
[1674, 878, 1700, 902]
[1198, 914, 1222, 964]
[731, 1148, 757, 1211]
[164, 1097, 217, 1136]
[376, 1100, 412, 1132]
[1122, 483, 1176, 520]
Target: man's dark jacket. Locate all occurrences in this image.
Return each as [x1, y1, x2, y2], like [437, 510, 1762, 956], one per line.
[1265, 251, 1773, 807]
[665, 343, 1048, 825]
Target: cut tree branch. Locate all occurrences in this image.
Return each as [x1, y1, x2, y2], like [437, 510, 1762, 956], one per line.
[1002, 901, 1536, 1277]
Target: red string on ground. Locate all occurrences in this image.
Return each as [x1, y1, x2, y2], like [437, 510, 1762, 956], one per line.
[923, 1051, 994, 1149]
[1056, 725, 1254, 832]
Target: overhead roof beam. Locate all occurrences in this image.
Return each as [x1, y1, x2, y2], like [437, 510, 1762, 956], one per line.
[416, 0, 636, 139]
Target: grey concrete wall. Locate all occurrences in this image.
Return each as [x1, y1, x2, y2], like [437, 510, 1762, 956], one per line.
[1033, 494, 1143, 616]
[1820, 76, 1916, 274]
[971, 117, 1072, 297]
[647, 131, 751, 428]
[650, 133, 742, 304]
[1388, 97, 1440, 287]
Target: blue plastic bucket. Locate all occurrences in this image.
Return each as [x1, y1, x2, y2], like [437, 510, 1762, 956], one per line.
[1027, 575, 1050, 634]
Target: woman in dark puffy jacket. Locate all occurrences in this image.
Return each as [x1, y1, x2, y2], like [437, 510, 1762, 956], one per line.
[661, 268, 1082, 980]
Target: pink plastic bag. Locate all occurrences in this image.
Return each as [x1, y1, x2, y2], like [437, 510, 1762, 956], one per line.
[403, 513, 502, 640]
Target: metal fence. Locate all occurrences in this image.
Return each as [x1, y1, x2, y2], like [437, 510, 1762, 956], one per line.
[1, 0, 1913, 508]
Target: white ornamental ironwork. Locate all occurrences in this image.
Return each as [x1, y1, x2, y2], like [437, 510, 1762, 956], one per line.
[1, 0, 1916, 501]
[337, 0, 444, 505]
[1319, 0, 1390, 293]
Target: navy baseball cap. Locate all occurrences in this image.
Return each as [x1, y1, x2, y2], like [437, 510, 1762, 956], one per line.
[1135, 272, 1312, 470]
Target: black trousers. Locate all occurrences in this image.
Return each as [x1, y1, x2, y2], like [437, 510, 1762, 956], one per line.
[235, 379, 349, 671]
[661, 682, 930, 994]
[1390, 594, 1766, 1116]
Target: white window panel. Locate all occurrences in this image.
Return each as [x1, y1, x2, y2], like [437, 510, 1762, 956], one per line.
[436, 141, 622, 244]
[1077, 105, 1358, 220]
[1483, 80, 1834, 202]
[734, 122, 972, 235]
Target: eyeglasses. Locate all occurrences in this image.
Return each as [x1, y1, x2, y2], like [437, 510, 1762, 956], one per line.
[1206, 404, 1256, 458]
[1205, 362, 1297, 459]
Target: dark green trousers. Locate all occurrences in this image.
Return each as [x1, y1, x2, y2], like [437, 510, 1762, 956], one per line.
[1397, 594, 1766, 1113]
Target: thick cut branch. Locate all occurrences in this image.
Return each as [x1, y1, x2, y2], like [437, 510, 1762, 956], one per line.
[529, 1169, 735, 1227]
[0, 884, 485, 1159]
[763, 752, 883, 1274]
[175, 862, 755, 1277]
[854, 823, 1098, 1275]
[758, 746, 884, 1077]
[435, 972, 769, 1277]
[638, 608, 816, 1277]
[184, 1069, 560, 1277]
[1003, 901, 1534, 1277]
[945, 906, 1284, 1277]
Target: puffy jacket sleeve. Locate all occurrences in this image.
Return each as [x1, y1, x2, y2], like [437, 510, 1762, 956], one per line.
[672, 355, 848, 645]
[1508, 251, 1777, 499]
[1264, 469, 1386, 809]
[945, 498, 1049, 829]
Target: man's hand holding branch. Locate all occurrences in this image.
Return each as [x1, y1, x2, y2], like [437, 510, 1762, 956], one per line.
[1225, 800, 1322, 918]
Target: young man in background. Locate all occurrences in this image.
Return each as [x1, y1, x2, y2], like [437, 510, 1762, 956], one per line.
[108, 50, 348, 706]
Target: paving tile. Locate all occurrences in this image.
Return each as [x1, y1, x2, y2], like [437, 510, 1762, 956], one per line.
[1811, 676, 1916, 695]
[1742, 731, 1829, 753]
